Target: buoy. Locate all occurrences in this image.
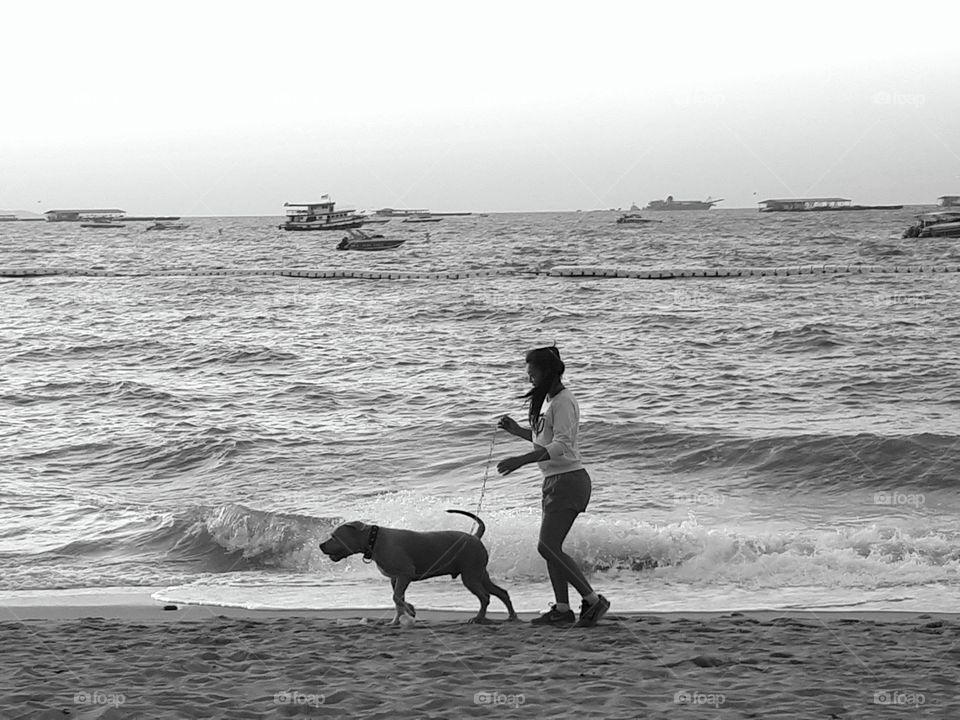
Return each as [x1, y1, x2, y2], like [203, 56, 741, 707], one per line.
[1, 264, 958, 280]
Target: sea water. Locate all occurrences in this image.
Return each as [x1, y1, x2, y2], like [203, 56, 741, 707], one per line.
[2, 209, 959, 613]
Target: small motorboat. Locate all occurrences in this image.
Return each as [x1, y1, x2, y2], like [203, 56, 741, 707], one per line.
[615, 203, 662, 225]
[336, 229, 406, 251]
[902, 211, 960, 238]
[146, 222, 189, 231]
[616, 213, 660, 225]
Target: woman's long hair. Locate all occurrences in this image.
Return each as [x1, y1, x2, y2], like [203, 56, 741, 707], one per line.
[524, 346, 565, 433]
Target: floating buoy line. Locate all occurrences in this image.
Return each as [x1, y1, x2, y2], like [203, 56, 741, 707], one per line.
[1, 265, 958, 280]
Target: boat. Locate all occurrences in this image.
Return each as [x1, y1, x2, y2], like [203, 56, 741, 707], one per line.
[146, 221, 189, 230]
[758, 198, 903, 212]
[645, 196, 722, 211]
[0, 213, 45, 222]
[358, 215, 391, 224]
[46, 208, 125, 222]
[616, 203, 661, 225]
[374, 208, 429, 217]
[280, 196, 364, 231]
[616, 214, 659, 224]
[80, 221, 126, 228]
[45, 209, 179, 222]
[401, 214, 442, 223]
[902, 211, 960, 238]
[336, 229, 406, 251]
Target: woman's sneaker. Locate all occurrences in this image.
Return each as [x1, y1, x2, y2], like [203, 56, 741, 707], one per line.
[575, 595, 610, 627]
[530, 603, 575, 625]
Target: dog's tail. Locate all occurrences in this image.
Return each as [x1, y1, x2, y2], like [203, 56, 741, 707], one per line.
[446, 509, 485, 539]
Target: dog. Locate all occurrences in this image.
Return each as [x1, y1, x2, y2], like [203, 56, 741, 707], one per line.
[319, 509, 518, 625]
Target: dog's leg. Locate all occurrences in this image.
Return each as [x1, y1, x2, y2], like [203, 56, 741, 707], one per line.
[391, 576, 414, 626]
[390, 577, 402, 625]
[461, 572, 493, 624]
[483, 572, 519, 621]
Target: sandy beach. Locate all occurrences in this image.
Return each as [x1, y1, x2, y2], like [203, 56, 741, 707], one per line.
[0, 595, 956, 719]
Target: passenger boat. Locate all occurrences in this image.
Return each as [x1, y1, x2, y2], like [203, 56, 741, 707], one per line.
[758, 198, 903, 212]
[374, 208, 429, 217]
[645, 196, 722, 211]
[902, 211, 960, 238]
[336, 229, 406, 251]
[280, 196, 364, 231]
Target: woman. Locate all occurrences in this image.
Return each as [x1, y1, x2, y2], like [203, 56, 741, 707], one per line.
[496, 346, 610, 627]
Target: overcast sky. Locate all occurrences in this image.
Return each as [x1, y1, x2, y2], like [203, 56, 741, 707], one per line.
[2, 0, 959, 215]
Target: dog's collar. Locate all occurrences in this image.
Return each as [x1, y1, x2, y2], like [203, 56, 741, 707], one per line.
[362, 525, 380, 561]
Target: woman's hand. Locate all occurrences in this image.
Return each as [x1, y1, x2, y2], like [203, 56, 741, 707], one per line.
[496, 455, 526, 476]
[497, 415, 523, 436]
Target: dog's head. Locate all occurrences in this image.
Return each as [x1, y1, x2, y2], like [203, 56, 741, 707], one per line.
[319, 521, 368, 562]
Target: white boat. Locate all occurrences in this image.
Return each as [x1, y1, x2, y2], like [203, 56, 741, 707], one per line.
[374, 207, 429, 217]
[616, 203, 661, 225]
[281, 195, 364, 231]
[646, 196, 723, 211]
[336, 229, 406, 251]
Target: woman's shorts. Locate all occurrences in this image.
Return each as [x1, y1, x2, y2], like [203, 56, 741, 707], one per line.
[541, 469, 592, 514]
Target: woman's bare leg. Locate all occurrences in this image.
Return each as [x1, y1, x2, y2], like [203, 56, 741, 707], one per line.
[538, 508, 593, 603]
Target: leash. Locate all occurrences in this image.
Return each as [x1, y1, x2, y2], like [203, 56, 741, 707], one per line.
[476, 424, 498, 519]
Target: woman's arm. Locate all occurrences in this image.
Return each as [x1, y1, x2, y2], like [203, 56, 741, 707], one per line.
[498, 415, 532, 442]
[496, 444, 548, 476]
